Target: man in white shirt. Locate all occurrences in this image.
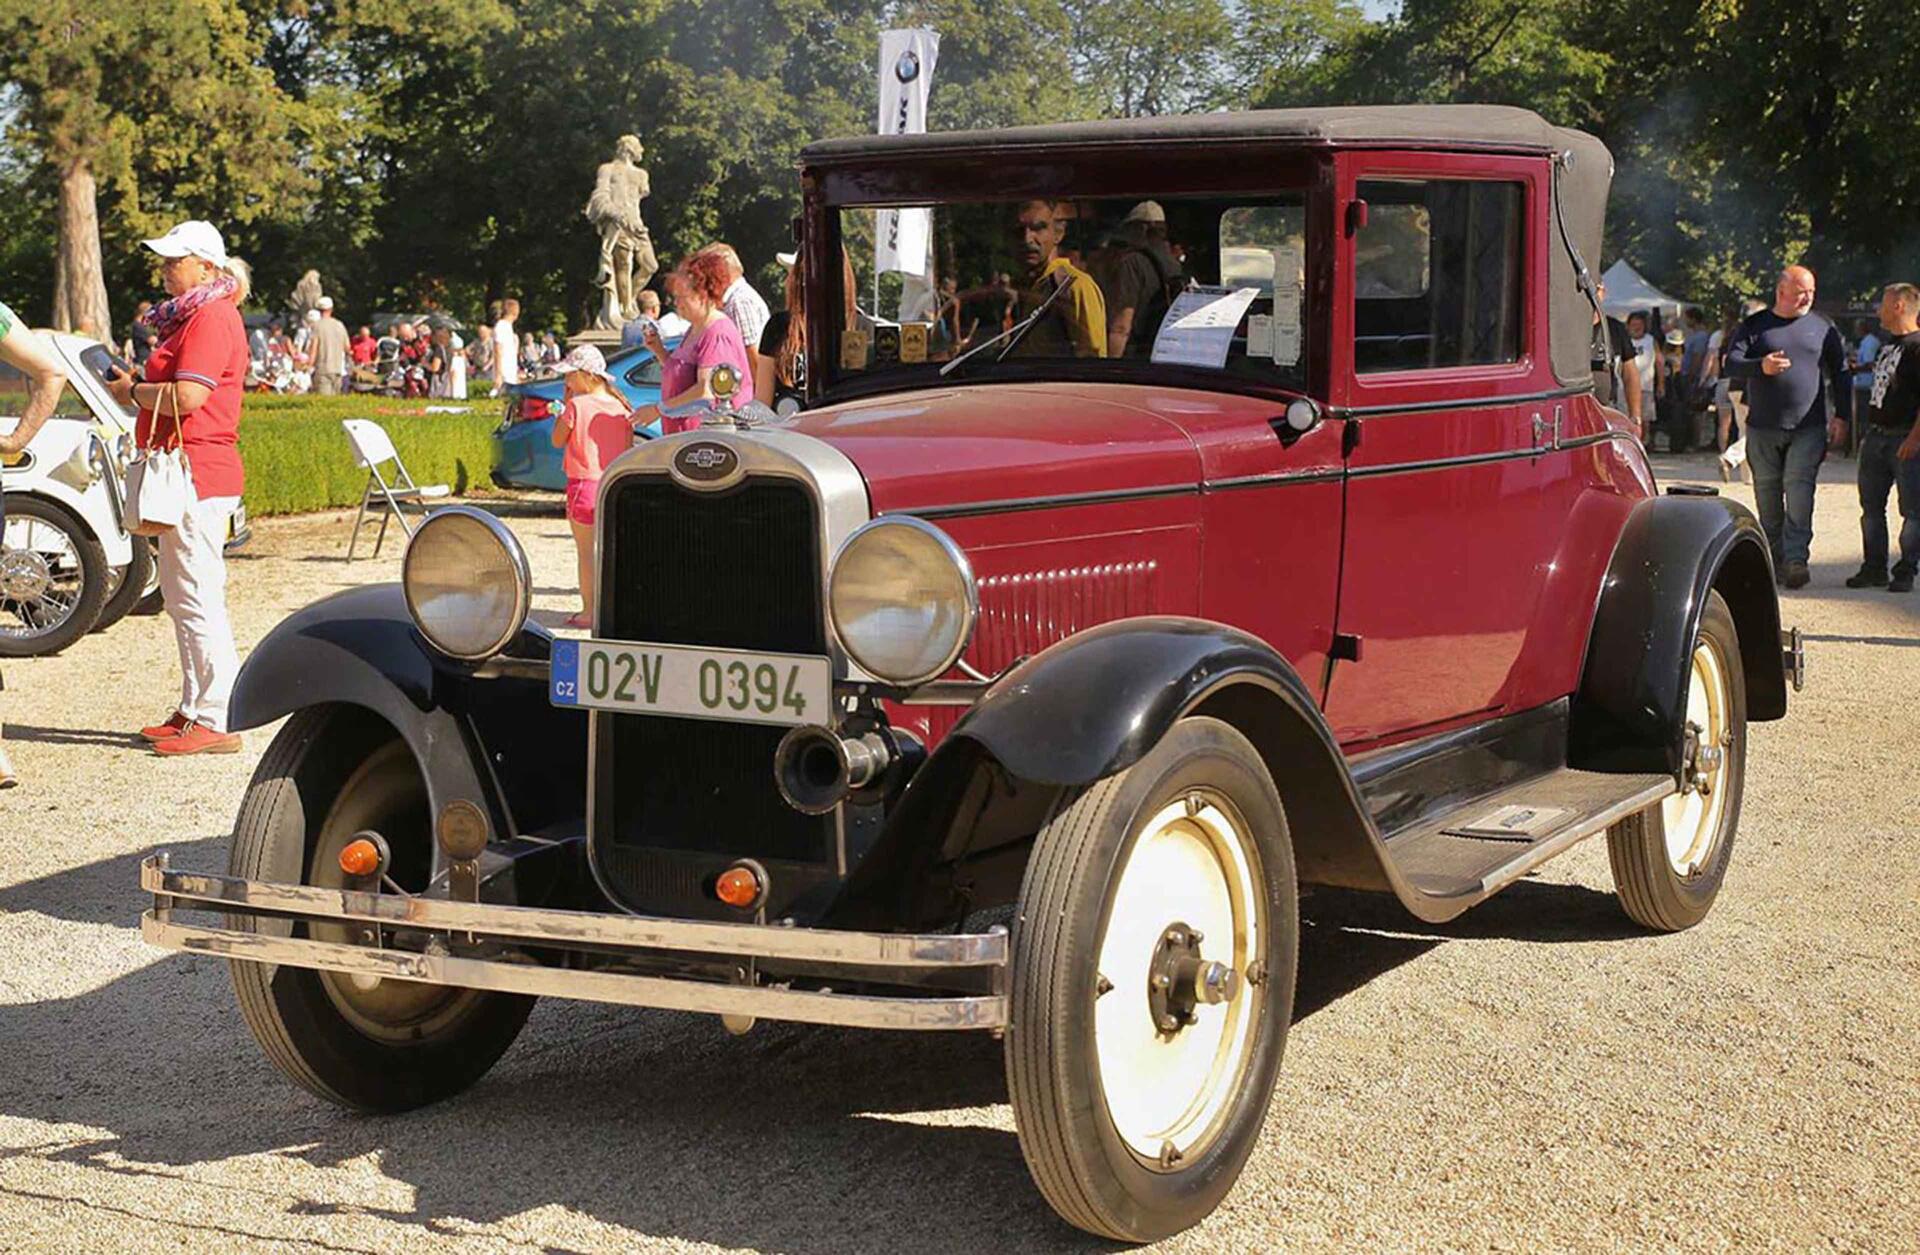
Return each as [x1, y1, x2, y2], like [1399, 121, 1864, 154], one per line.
[1626, 311, 1657, 402]
[700, 243, 770, 377]
[492, 298, 520, 394]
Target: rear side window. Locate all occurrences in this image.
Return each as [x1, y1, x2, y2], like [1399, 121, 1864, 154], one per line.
[1353, 179, 1523, 374]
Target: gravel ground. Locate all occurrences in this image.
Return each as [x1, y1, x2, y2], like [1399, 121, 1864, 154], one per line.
[1, 457, 1915, 1253]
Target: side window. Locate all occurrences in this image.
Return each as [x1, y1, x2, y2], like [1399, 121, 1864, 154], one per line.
[1353, 179, 1523, 374]
[626, 355, 663, 387]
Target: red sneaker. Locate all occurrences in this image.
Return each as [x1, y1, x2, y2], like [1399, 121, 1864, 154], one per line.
[151, 721, 242, 757]
[140, 710, 192, 742]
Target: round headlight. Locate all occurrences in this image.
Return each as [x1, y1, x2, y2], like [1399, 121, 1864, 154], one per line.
[402, 507, 531, 660]
[829, 517, 978, 686]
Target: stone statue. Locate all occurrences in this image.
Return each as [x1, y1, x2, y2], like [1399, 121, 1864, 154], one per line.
[289, 269, 324, 320]
[584, 134, 658, 330]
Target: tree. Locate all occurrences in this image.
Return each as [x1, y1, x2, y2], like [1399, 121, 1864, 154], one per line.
[0, 1, 318, 332]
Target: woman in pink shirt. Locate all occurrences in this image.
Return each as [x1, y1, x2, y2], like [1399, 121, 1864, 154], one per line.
[549, 344, 633, 627]
[630, 251, 754, 434]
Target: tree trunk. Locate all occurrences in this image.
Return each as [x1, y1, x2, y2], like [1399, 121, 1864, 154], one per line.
[54, 157, 112, 339]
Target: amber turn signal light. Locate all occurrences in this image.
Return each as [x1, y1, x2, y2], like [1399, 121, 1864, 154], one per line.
[339, 838, 383, 878]
[715, 864, 763, 909]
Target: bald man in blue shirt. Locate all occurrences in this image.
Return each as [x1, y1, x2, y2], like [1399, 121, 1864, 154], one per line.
[1723, 265, 1853, 588]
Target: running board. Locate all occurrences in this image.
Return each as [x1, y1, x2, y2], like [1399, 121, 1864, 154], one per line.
[1382, 768, 1674, 909]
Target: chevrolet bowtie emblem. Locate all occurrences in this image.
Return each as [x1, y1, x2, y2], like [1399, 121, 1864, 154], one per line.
[674, 441, 738, 486]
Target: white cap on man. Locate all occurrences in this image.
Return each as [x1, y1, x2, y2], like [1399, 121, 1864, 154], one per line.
[141, 220, 230, 268]
[1123, 200, 1167, 224]
[318, 296, 334, 311]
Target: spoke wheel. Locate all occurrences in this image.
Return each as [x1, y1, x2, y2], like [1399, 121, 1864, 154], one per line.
[1607, 589, 1747, 931]
[0, 497, 107, 656]
[1007, 716, 1297, 1242]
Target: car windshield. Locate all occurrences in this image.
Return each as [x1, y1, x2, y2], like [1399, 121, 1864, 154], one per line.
[829, 191, 1307, 392]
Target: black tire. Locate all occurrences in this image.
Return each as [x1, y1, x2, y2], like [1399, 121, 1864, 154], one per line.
[92, 534, 156, 632]
[1006, 716, 1298, 1242]
[0, 494, 108, 657]
[1607, 589, 1747, 931]
[227, 706, 535, 1112]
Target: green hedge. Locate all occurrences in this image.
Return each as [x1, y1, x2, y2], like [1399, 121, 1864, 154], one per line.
[235, 395, 506, 516]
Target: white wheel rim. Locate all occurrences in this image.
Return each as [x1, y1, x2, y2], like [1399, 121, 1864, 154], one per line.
[1094, 792, 1265, 1167]
[1661, 636, 1732, 876]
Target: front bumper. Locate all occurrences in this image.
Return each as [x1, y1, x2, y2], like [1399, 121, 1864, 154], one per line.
[140, 854, 1007, 1031]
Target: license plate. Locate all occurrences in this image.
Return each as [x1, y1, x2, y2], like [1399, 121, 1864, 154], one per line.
[549, 638, 831, 727]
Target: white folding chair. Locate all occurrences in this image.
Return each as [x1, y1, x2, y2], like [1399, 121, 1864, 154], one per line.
[341, 418, 450, 560]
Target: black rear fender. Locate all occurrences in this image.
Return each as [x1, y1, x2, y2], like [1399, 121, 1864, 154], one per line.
[1570, 495, 1786, 775]
[229, 584, 586, 842]
[825, 618, 1392, 929]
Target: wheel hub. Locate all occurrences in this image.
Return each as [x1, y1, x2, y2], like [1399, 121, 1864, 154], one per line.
[0, 548, 53, 602]
[1146, 922, 1239, 1037]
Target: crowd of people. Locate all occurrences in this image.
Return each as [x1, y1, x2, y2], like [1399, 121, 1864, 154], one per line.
[1594, 263, 1918, 593]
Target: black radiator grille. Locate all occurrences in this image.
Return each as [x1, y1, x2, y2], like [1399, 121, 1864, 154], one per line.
[605, 475, 825, 653]
[596, 475, 833, 895]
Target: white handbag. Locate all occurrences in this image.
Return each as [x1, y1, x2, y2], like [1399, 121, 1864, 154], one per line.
[123, 382, 192, 536]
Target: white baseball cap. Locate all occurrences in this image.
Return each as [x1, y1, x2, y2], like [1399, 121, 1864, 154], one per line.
[557, 343, 614, 381]
[1123, 200, 1167, 224]
[142, 220, 229, 267]
[776, 251, 797, 268]
[318, 296, 334, 310]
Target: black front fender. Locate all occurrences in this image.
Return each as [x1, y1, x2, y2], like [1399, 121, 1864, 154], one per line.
[826, 617, 1393, 929]
[230, 584, 586, 840]
[1570, 494, 1786, 775]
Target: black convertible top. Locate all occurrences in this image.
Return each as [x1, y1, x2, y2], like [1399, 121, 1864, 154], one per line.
[803, 105, 1592, 162]
[804, 105, 1612, 390]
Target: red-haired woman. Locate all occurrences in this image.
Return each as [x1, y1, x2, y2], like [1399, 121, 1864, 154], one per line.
[630, 251, 754, 435]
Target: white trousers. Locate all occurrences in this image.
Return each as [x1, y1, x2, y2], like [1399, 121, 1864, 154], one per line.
[158, 495, 241, 732]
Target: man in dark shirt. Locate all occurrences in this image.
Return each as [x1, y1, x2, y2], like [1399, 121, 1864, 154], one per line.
[1846, 282, 1920, 591]
[1088, 201, 1183, 358]
[1722, 264, 1853, 587]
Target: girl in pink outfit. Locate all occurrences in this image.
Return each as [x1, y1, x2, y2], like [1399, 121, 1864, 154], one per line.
[629, 252, 754, 434]
[549, 344, 633, 628]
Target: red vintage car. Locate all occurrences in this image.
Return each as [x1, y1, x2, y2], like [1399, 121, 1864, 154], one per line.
[142, 106, 1800, 1241]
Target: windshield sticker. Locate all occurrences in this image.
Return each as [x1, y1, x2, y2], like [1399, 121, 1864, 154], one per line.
[900, 323, 928, 363]
[1245, 314, 1274, 359]
[841, 328, 871, 371]
[1151, 286, 1260, 370]
[874, 325, 902, 366]
[1273, 323, 1301, 366]
[1271, 245, 1304, 366]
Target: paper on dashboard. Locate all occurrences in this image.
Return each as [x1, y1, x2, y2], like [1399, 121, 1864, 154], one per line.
[1151, 286, 1261, 369]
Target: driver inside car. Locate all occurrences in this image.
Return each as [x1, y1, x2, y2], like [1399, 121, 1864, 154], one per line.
[1008, 199, 1108, 358]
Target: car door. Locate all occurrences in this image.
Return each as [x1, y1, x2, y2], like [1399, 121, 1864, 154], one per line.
[1321, 155, 1568, 746]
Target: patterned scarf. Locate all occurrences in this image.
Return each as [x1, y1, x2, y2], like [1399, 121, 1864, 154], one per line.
[141, 273, 239, 343]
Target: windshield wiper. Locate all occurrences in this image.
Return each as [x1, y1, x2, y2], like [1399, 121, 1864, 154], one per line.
[938, 271, 1076, 378]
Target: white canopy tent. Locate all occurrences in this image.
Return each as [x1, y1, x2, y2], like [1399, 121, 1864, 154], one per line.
[1601, 259, 1686, 320]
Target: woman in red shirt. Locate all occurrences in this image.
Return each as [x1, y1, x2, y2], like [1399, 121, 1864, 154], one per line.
[104, 220, 252, 756]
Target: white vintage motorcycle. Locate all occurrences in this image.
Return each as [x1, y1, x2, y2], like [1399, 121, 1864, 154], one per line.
[1, 332, 245, 657]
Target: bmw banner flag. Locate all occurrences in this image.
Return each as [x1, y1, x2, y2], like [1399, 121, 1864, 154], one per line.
[875, 29, 939, 278]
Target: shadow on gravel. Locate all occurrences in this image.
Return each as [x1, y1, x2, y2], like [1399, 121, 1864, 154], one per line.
[0, 841, 1106, 1253]
[0, 848, 1637, 1253]
[2, 724, 144, 749]
[1296, 880, 1643, 1020]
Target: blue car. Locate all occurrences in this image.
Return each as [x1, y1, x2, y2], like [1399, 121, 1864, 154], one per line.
[490, 340, 677, 490]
